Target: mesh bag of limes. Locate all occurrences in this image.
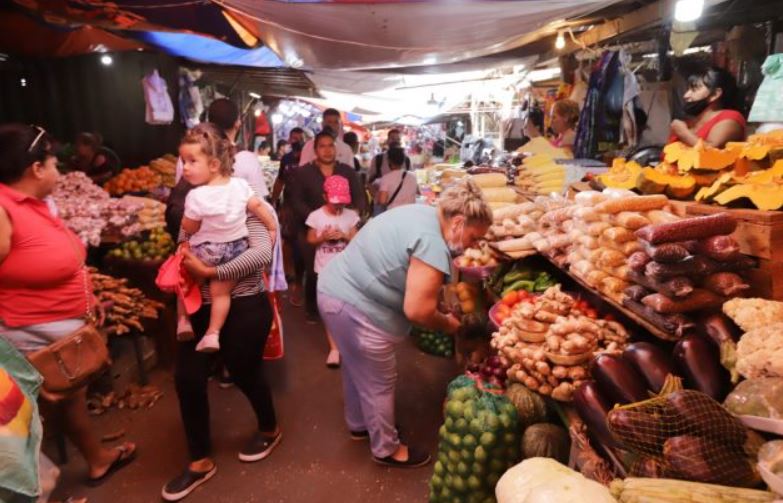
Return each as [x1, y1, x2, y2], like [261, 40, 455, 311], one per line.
[429, 375, 521, 503]
[413, 327, 454, 358]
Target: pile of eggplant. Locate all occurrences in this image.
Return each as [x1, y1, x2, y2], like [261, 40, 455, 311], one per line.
[573, 315, 759, 486]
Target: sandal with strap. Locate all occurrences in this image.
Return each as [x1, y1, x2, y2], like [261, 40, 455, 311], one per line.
[85, 442, 137, 487]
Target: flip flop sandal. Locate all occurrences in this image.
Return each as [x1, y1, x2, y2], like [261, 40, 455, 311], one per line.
[85, 443, 137, 487]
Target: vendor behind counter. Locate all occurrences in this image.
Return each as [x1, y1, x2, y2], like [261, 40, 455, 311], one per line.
[669, 66, 747, 149]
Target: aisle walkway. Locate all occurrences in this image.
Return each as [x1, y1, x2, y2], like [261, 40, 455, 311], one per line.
[52, 297, 458, 502]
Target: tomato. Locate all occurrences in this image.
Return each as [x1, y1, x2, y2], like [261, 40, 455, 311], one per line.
[585, 308, 598, 319]
[498, 304, 512, 315]
[604, 314, 615, 322]
[501, 291, 519, 307]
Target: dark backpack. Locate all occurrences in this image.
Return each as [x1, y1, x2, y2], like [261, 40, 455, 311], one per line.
[372, 152, 410, 182]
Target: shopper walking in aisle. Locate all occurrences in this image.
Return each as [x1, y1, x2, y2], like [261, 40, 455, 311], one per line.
[299, 108, 356, 167]
[317, 179, 492, 467]
[305, 175, 360, 368]
[369, 129, 410, 184]
[289, 132, 366, 323]
[342, 131, 363, 172]
[272, 127, 306, 307]
[0, 124, 137, 486]
[376, 147, 419, 212]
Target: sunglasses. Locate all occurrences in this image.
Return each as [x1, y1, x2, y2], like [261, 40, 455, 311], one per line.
[27, 125, 46, 153]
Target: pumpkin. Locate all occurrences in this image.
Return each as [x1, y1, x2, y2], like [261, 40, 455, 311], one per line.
[636, 167, 696, 199]
[505, 383, 548, 428]
[521, 423, 571, 463]
[695, 172, 734, 202]
[596, 158, 642, 190]
[665, 140, 738, 172]
[713, 183, 783, 211]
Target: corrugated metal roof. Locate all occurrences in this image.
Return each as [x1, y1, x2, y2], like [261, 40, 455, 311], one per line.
[192, 64, 320, 97]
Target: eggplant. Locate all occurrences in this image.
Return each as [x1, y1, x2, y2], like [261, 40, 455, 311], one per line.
[663, 435, 760, 487]
[623, 342, 677, 393]
[591, 354, 649, 406]
[607, 408, 662, 452]
[673, 335, 730, 401]
[697, 312, 741, 345]
[573, 381, 619, 458]
[666, 389, 747, 449]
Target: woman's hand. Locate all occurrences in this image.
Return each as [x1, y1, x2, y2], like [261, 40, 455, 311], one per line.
[181, 249, 217, 283]
[443, 313, 461, 335]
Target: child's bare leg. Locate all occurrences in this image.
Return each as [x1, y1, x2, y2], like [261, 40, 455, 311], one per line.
[206, 279, 236, 335]
[176, 296, 194, 340]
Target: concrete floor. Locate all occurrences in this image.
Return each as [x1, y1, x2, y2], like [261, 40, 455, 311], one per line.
[51, 296, 459, 503]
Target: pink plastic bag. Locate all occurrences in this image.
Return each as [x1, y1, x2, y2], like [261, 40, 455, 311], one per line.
[156, 253, 202, 315]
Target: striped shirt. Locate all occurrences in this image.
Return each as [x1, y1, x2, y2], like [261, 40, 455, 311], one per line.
[180, 216, 272, 303]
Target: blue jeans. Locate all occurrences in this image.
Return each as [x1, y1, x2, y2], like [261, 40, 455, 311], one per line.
[317, 292, 402, 458]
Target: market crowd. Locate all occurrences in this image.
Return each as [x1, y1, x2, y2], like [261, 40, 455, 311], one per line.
[0, 65, 753, 502]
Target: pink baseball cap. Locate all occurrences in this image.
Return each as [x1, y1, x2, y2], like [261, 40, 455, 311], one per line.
[324, 175, 351, 204]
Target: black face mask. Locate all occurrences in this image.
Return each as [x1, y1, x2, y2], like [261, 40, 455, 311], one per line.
[683, 97, 712, 117]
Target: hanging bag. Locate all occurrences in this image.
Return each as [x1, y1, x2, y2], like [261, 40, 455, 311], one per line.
[262, 273, 284, 360]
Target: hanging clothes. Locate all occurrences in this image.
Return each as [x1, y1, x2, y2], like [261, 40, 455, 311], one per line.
[749, 54, 783, 123]
[142, 69, 175, 125]
[620, 50, 641, 149]
[574, 51, 623, 159]
[178, 68, 203, 129]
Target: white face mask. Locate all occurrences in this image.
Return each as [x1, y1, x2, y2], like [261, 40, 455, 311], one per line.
[447, 220, 465, 257]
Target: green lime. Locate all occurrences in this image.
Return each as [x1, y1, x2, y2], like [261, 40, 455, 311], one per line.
[479, 432, 496, 448]
[449, 433, 461, 448]
[438, 452, 449, 466]
[499, 414, 512, 430]
[459, 449, 472, 462]
[474, 446, 488, 463]
[454, 418, 468, 434]
[445, 417, 454, 431]
[456, 461, 469, 476]
[447, 401, 464, 419]
[462, 434, 477, 450]
[467, 475, 482, 491]
[463, 400, 476, 421]
[485, 415, 500, 431]
[431, 474, 443, 489]
[503, 432, 516, 445]
[438, 425, 448, 438]
[451, 475, 466, 493]
[448, 449, 460, 463]
[446, 461, 457, 474]
[434, 461, 445, 476]
[471, 461, 486, 476]
[441, 486, 452, 500]
[469, 418, 483, 437]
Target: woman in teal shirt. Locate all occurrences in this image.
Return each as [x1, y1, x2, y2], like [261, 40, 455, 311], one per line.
[317, 179, 492, 468]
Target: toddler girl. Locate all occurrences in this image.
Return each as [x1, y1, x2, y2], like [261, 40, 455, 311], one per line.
[306, 175, 360, 367]
[178, 123, 277, 353]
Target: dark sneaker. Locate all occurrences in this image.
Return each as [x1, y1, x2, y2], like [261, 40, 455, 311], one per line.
[373, 447, 431, 468]
[305, 311, 319, 325]
[238, 431, 282, 463]
[349, 430, 369, 441]
[161, 466, 217, 501]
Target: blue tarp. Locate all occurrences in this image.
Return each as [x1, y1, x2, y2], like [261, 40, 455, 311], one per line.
[130, 31, 284, 68]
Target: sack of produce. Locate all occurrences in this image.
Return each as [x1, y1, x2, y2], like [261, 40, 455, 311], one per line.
[607, 386, 763, 487]
[414, 328, 454, 358]
[430, 375, 521, 503]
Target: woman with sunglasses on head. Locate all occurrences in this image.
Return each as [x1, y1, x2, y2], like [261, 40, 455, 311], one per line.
[669, 66, 746, 148]
[0, 124, 136, 486]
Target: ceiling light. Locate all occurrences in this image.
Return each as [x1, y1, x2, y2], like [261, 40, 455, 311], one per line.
[555, 31, 566, 50]
[100, 54, 113, 66]
[20, 78, 27, 87]
[249, 92, 261, 99]
[675, 0, 704, 22]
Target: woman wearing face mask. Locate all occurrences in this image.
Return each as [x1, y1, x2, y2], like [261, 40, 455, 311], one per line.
[316, 179, 492, 468]
[669, 66, 746, 148]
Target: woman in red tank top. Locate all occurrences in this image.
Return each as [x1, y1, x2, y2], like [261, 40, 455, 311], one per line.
[669, 66, 746, 148]
[0, 124, 136, 486]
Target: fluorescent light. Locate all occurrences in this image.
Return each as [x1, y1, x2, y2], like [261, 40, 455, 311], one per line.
[675, 0, 704, 22]
[641, 45, 712, 58]
[555, 31, 566, 50]
[100, 55, 113, 66]
[528, 68, 561, 82]
[249, 92, 261, 99]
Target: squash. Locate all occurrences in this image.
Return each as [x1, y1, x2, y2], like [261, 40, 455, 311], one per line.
[741, 159, 783, 184]
[636, 167, 696, 199]
[691, 171, 723, 186]
[597, 158, 642, 190]
[521, 423, 571, 463]
[695, 173, 734, 202]
[713, 183, 783, 211]
[665, 140, 738, 172]
[505, 383, 548, 428]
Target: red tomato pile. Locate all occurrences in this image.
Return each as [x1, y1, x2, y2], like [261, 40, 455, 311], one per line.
[494, 291, 614, 325]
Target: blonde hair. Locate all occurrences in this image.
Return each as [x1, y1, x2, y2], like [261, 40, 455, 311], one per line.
[438, 178, 493, 227]
[553, 99, 580, 129]
[181, 123, 235, 176]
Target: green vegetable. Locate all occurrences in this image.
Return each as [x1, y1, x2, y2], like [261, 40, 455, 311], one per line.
[430, 375, 521, 502]
[501, 280, 535, 297]
[533, 272, 557, 292]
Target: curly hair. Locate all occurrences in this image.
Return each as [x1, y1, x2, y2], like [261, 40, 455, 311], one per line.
[181, 123, 235, 176]
[552, 99, 581, 129]
[438, 178, 493, 227]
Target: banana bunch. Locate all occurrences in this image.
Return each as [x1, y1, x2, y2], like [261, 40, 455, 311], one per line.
[149, 154, 178, 188]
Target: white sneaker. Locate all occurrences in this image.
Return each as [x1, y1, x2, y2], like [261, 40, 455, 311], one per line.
[176, 318, 194, 341]
[196, 332, 220, 353]
[326, 349, 340, 369]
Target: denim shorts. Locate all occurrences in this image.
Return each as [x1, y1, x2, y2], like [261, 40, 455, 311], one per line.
[192, 238, 249, 267]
